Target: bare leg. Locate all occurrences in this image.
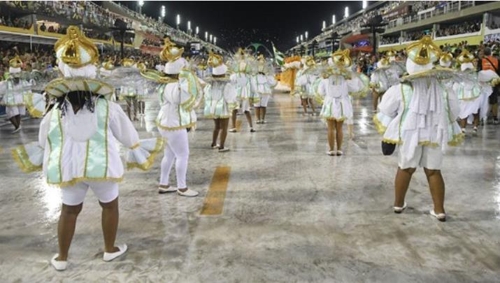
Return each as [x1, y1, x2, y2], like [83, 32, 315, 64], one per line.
[255, 107, 261, 122]
[372, 90, 379, 111]
[262, 107, 267, 121]
[335, 120, 344, 151]
[424, 168, 445, 214]
[394, 167, 416, 207]
[220, 118, 229, 148]
[301, 98, 308, 114]
[16, 115, 21, 128]
[100, 197, 120, 253]
[244, 111, 253, 128]
[492, 102, 498, 120]
[231, 109, 238, 129]
[9, 116, 18, 129]
[308, 98, 316, 114]
[327, 119, 335, 151]
[55, 203, 83, 261]
[473, 113, 479, 127]
[459, 118, 467, 130]
[126, 100, 132, 120]
[212, 119, 220, 147]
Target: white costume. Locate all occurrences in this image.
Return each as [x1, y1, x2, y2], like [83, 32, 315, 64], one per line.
[203, 63, 238, 119]
[155, 39, 202, 195]
[251, 56, 277, 107]
[374, 37, 462, 169]
[229, 49, 255, 112]
[316, 50, 368, 121]
[295, 57, 318, 99]
[0, 61, 30, 118]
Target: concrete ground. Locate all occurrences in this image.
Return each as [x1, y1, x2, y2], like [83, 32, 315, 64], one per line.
[0, 92, 500, 283]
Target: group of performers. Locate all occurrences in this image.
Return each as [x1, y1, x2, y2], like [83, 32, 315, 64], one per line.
[3, 26, 500, 271]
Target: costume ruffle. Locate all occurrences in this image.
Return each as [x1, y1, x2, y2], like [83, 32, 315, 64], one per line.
[126, 137, 165, 170]
[11, 142, 44, 173]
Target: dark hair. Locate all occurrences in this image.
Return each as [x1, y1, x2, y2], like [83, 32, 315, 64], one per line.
[484, 47, 492, 56]
[56, 91, 99, 116]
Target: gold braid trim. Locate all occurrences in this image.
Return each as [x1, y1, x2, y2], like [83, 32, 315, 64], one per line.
[382, 138, 402, 145]
[11, 146, 43, 173]
[130, 143, 140, 150]
[448, 133, 465, 146]
[372, 114, 387, 135]
[126, 138, 165, 171]
[49, 177, 124, 188]
[157, 121, 197, 131]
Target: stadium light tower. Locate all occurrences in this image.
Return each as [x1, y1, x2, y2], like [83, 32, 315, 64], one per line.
[196, 26, 199, 35]
[210, 34, 213, 43]
[176, 14, 181, 29]
[363, 0, 368, 9]
[138, 0, 144, 14]
[161, 5, 165, 18]
[187, 21, 191, 32]
[214, 37, 217, 45]
[296, 36, 299, 44]
[344, 7, 349, 18]
[205, 31, 208, 41]
[332, 15, 336, 24]
[305, 31, 308, 40]
[322, 21, 326, 30]
[300, 34, 303, 42]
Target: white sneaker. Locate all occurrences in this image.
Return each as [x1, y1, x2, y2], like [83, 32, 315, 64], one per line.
[159, 186, 177, 194]
[11, 126, 21, 134]
[50, 254, 67, 271]
[229, 128, 237, 133]
[177, 188, 199, 197]
[326, 150, 336, 156]
[430, 210, 446, 222]
[103, 244, 128, 262]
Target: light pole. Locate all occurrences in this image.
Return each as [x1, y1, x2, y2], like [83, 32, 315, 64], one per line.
[209, 34, 213, 43]
[300, 34, 303, 42]
[160, 5, 165, 22]
[138, 0, 144, 15]
[176, 14, 180, 29]
[214, 37, 217, 45]
[296, 36, 299, 44]
[187, 21, 191, 35]
[196, 26, 199, 37]
[322, 21, 326, 30]
[305, 31, 308, 40]
[363, 0, 368, 9]
[344, 7, 349, 18]
[205, 31, 208, 41]
[332, 15, 336, 25]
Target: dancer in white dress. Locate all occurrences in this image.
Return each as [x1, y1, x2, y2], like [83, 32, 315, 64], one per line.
[295, 56, 319, 116]
[251, 55, 277, 124]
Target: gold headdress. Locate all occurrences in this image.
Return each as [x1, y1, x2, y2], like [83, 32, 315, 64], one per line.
[331, 49, 352, 68]
[457, 50, 474, 63]
[304, 56, 315, 67]
[137, 62, 147, 72]
[440, 53, 453, 63]
[257, 54, 265, 62]
[122, 58, 135, 67]
[386, 49, 396, 57]
[160, 38, 184, 62]
[9, 55, 23, 68]
[54, 25, 99, 68]
[103, 59, 115, 70]
[207, 51, 224, 68]
[406, 35, 441, 65]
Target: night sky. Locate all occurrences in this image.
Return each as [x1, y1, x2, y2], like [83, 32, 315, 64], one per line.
[116, 1, 374, 53]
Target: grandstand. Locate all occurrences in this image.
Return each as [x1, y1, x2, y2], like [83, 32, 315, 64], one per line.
[0, 0, 225, 58]
[288, 1, 500, 56]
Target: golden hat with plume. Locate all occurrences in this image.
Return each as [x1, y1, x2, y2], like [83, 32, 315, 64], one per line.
[103, 59, 115, 70]
[440, 52, 454, 63]
[386, 49, 397, 57]
[457, 49, 474, 63]
[257, 54, 265, 62]
[122, 58, 135, 67]
[137, 62, 147, 72]
[406, 35, 441, 65]
[377, 57, 390, 68]
[331, 49, 352, 68]
[304, 56, 315, 67]
[207, 51, 224, 68]
[54, 25, 99, 68]
[9, 55, 23, 68]
[160, 38, 184, 62]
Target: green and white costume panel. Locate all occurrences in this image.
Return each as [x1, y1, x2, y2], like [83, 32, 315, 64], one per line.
[12, 99, 163, 187]
[203, 80, 238, 119]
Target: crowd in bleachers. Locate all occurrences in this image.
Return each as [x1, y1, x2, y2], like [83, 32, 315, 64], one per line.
[436, 20, 482, 37]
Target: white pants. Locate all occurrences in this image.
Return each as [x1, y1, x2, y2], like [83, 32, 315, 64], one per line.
[159, 129, 189, 188]
[61, 181, 119, 206]
[398, 146, 443, 170]
[6, 106, 26, 119]
[254, 95, 270, 107]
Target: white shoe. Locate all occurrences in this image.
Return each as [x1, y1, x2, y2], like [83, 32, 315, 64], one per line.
[336, 150, 344, 156]
[11, 126, 21, 134]
[103, 244, 128, 262]
[50, 254, 67, 271]
[430, 210, 446, 222]
[218, 147, 230, 152]
[158, 186, 177, 194]
[394, 202, 407, 214]
[229, 128, 237, 133]
[177, 188, 199, 197]
[326, 150, 336, 156]
[211, 144, 220, 149]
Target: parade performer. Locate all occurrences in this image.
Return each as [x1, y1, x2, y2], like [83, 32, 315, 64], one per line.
[154, 38, 202, 196]
[229, 48, 256, 133]
[203, 51, 237, 152]
[454, 50, 483, 134]
[316, 49, 368, 156]
[370, 57, 400, 112]
[0, 56, 32, 133]
[374, 36, 462, 222]
[295, 56, 319, 116]
[10, 26, 163, 270]
[251, 54, 277, 124]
